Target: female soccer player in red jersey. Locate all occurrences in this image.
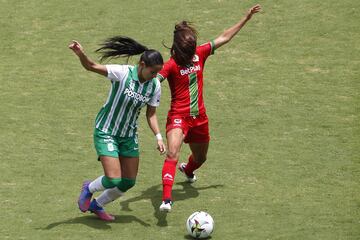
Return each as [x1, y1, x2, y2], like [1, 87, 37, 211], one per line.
[158, 4, 261, 211]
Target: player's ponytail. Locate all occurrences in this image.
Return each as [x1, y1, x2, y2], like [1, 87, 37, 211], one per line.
[96, 36, 163, 66]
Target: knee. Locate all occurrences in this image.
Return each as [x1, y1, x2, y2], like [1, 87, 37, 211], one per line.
[167, 149, 179, 160]
[102, 176, 122, 189]
[194, 155, 207, 164]
[116, 178, 136, 192]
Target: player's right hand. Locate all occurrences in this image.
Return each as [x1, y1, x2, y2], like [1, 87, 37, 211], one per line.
[68, 40, 84, 55]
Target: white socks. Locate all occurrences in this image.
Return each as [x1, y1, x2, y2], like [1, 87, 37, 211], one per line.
[96, 187, 124, 207]
[88, 175, 124, 207]
[88, 176, 105, 193]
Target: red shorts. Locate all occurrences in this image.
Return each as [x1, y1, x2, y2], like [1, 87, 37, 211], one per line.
[166, 113, 210, 143]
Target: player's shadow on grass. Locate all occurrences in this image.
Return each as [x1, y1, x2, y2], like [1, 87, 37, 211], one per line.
[120, 182, 223, 227]
[41, 214, 150, 230]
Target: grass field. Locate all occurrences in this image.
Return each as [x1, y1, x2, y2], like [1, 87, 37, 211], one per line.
[0, 0, 359, 239]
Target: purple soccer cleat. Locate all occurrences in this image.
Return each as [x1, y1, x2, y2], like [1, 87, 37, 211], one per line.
[78, 180, 93, 212]
[88, 199, 115, 221]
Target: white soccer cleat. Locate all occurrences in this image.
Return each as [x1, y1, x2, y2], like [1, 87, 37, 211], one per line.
[178, 163, 197, 183]
[159, 200, 172, 212]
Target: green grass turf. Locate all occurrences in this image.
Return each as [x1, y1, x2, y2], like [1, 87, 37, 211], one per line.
[0, 0, 359, 239]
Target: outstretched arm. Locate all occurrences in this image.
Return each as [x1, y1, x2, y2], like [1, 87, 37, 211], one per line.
[68, 40, 107, 76]
[213, 4, 261, 49]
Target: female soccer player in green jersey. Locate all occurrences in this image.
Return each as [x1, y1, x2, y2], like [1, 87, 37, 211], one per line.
[69, 36, 166, 221]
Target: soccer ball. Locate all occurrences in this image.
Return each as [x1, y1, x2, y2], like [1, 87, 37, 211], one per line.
[186, 211, 214, 239]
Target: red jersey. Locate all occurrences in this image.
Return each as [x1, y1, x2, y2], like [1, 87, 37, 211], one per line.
[158, 41, 215, 117]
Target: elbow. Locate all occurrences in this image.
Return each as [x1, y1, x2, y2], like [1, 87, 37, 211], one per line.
[146, 107, 156, 118]
[146, 112, 153, 121]
[83, 62, 98, 72]
[218, 34, 231, 45]
[84, 64, 94, 72]
[81, 63, 91, 71]
[223, 38, 231, 45]
[221, 34, 231, 44]
[147, 112, 155, 120]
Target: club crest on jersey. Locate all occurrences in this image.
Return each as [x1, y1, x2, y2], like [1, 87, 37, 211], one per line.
[129, 81, 136, 91]
[192, 54, 199, 62]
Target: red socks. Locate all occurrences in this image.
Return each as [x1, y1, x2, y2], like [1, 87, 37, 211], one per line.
[161, 155, 204, 200]
[184, 155, 202, 177]
[162, 158, 178, 201]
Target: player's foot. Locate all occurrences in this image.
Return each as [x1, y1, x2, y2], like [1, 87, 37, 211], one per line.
[88, 199, 115, 221]
[178, 163, 197, 183]
[78, 180, 93, 212]
[159, 199, 172, 212]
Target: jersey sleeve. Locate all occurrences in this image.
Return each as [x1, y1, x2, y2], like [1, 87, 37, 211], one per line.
[156, 60, 173, 82]
[147, 79, 161, 107]
[197, 40, 216, 61]
[106, 64, 129, 82]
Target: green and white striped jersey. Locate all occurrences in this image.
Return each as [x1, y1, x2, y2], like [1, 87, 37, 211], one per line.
[95, 65, 161, 137]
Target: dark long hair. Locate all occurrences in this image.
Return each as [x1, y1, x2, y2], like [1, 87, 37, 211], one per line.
[96, 36, 163, 66]
[171, 21, 198, 66]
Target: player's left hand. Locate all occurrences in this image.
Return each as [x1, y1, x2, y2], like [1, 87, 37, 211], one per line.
[157, 140, 167, 155]
[246, 4, 261, 19]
